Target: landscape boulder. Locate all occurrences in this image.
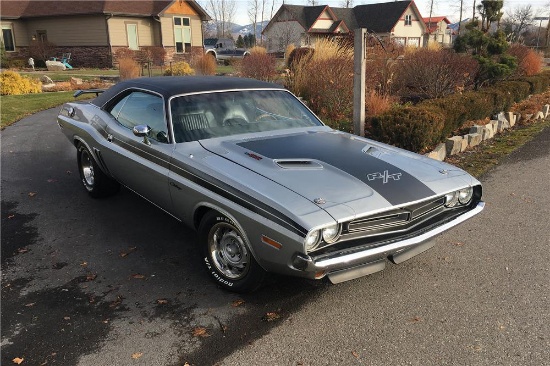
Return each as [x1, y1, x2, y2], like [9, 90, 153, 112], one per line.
[445, 136, 463, 156]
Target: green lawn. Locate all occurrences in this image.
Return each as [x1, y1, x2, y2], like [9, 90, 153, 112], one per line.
[1, 91, 94, 129]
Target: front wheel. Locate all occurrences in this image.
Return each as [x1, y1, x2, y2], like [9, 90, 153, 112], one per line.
[199, 211, 266, 292]
[77, 144, 119, 198]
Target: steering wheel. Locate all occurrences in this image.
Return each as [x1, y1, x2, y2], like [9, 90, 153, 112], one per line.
[223, 117, 248, 126]
[254, 113, 275, 122]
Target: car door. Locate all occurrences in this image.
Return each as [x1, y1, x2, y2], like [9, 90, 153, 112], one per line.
[99, 90, 174, 212]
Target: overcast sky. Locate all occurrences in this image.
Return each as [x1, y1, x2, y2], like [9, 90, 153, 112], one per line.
[227, 0, 550, 25]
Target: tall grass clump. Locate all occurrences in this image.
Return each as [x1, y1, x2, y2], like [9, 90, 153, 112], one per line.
[118, 57, 140, 80]
[289, 38, 354, 128]
[191, 53, 217, 75]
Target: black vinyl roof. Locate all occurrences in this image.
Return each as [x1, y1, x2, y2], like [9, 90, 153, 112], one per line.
[92, 76, 283, 107]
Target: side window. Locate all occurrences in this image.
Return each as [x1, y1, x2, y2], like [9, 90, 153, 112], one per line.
[109, 91, 168, 143]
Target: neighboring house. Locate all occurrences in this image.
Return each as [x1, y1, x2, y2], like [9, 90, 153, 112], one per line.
[263, 1, 427, 53]
[423, 16, 453, 46]
[0, 0, 210, 68]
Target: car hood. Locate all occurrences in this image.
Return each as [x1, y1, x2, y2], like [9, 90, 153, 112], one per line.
[200, 130, 472, 220]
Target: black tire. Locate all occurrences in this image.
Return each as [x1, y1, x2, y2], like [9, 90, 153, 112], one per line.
[77, 144, 120, 198]
[199, 211, 266, 292]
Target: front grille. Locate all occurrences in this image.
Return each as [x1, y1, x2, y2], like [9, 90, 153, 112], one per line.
[340, 196, 446, 242]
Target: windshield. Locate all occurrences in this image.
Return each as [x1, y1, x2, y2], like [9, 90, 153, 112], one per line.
[170, 90, 323, 143]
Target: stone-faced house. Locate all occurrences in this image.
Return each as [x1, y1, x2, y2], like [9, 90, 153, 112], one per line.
[0, 0, 210, 67]
[263, 1, 427, 53]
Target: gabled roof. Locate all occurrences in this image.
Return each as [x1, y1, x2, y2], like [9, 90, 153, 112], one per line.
[353, 1, 414, 33]
[266, 4, 348, 34]
[0, 0, 210, 20]
[423, 16, 451, 33]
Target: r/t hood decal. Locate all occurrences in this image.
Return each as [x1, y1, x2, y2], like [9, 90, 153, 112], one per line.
[238, 132, 435, 205]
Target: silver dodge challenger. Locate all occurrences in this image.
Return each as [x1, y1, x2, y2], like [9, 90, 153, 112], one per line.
[57, 76, 484, 292]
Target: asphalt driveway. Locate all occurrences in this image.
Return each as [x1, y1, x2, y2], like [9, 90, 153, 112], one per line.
[1, 107, 549, 365]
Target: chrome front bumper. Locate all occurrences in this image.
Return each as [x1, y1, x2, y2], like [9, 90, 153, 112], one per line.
[294, 201, 485, 283]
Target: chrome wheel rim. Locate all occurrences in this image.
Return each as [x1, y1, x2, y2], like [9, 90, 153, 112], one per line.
[208, 222, 249, 280]
[80, 150, 95, 187]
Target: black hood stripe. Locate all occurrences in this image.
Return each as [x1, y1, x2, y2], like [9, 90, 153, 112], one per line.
[238, 132, 435, 206]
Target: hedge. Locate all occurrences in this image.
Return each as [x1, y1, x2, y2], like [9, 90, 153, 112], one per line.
[368, 70, 550, 152]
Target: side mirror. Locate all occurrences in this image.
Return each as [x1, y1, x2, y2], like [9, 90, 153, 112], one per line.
[133, 125, 152, 145]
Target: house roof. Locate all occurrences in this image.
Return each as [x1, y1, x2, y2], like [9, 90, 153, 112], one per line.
[353, 1, 414, 33]
[0, 0, 210, 20]
[422, 16, 450, 33]
[264, 1, 420, 36]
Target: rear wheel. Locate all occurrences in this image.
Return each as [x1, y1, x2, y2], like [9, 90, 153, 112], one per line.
[77, 144, 119, 198]
[199, 211, 265, 292]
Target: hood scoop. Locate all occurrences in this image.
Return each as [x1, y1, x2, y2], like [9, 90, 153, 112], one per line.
[275, 159, 323, 170]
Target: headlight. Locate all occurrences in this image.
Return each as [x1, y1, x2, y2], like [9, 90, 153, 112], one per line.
[322, 223, 341, 244]
[458, 187, 473, 205]
[304, 230, 320, 252]
[444, 191, 459, 207]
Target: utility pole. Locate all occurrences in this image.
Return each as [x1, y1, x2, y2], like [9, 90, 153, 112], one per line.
[458, 0, 464, 36]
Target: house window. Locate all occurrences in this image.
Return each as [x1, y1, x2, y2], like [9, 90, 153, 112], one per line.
[393, 37, 406, 46]
[36, 30, 47, 42]
[174, 17, 191, 53]
[407, 37, 420, 47]
[405, 15, 412, 26]
[126, 23, 139, 50]
[1, 25, 15, 52]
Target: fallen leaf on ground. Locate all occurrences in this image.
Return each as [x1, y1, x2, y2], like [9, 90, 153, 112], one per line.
[156, 299, 168, 305]
[12, 357, 24, 364]
[409, 316, 422, 323]
[17, 248, 29, 254]
[86, 273, 97, 281]
[192, 327, 210, 337]
[352, 351, 359, 358]
[131, 274, 146, 280]
[120, 246, 137, 257]
[7, 214, 15, 219]
[80, 261, 88, 267]
[24, 302, 35, 307]
[131, 352, 143, 359]
[28, 192, 37, 197]
[262, 311, 281, 322]
[231, 299, 245, 307]
[47, 179, 57, 183]
[109, 296, 123, 308]
[63, 316, 70, 320]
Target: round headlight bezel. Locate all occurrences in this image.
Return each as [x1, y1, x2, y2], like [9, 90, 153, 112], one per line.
[444, 191, 459, 208]
[322, 223, 342, 244]
[304, 230, 321, 252]
[458, 187, 473, 205]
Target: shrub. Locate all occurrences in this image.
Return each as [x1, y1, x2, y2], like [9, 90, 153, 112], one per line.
[114, 48, 136, 61]
[285, 44, 295, 60]
[249, 46, 267, 55]
[191, 53, 217, 75]
[369, 105, 444, 152]
[394, 49, 479, 100]
[289, 38, 354, 128]
[365, 90, 394, 117]
[240, 52, 277, 81]
[1, 71, 42, 95]
[287, 47, 314, 69]
[137, 46, 166, 66]
[28, 40, 57, 62]
[164, 61, 195, 76]
[507, 44, 543, 77]
[118, 57, 140, 80]
[420, 91, 493, 136]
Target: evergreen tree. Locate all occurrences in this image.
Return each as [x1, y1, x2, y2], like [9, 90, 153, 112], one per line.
[236, 34, 245, 48]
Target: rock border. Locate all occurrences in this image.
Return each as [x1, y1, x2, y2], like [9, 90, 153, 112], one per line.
[426, 104, 550, 161]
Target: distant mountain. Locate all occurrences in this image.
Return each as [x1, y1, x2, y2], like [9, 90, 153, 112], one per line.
[204, 20, 270, 38]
